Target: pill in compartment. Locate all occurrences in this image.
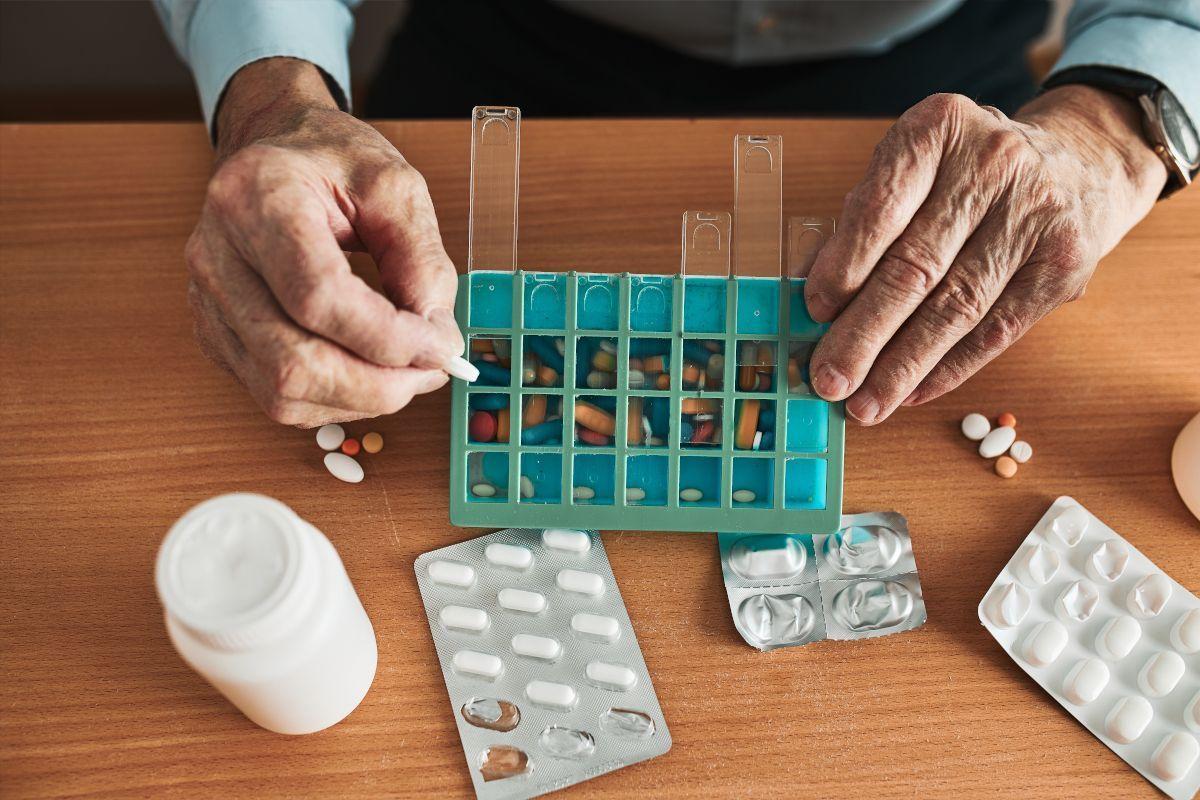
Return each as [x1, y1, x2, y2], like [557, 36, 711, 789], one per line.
[485, 542, 533, 570]
[479, 744, 531, 782]
[452, 650, 504, 680]
[557, 568, 605, 597]
[428, 560, 476, 588]
[461, 697, 521, 732]
[498, 587, 547, 614]
[540, 726, 596, 760]
[542, 528, 591, 554]
[1105, 696, 1154, 744]
[511, 633, 562, 661]
[571, 612, 620, 643]
[526, 680, 577, 710]
[586, 660, 638, 691]
[440, 605, 489, 633]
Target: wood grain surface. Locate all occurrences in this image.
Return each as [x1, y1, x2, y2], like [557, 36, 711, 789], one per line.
[1, 119, 1198, 799]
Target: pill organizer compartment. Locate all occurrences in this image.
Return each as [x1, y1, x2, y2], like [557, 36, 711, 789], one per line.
[450, 109, 844, 533]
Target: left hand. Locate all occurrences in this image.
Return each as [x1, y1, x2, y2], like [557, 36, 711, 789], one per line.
[803, 86, 1167, 424]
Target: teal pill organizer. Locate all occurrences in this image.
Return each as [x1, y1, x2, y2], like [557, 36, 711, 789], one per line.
[449, 108, 844, 533]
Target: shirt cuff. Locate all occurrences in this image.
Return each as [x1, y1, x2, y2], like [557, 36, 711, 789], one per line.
[186, 0, 355, 136]
[1047, 14, 1200, 130]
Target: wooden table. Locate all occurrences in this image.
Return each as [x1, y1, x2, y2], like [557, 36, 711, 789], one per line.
[1, 119, 1197, 799]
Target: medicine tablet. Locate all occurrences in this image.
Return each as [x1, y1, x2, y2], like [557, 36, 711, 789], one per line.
[519, 475, 535, 499]
[497, 588, 546, 614]
[1151, 732, 1199, 782]
[994, 456, 1018, 478]
[997, 412, 1017, 429]
[1021, 620, 1068, 666]
[733, 489, 757, 503]
[471, 483, 497, 498]
[452, 650, 504, 679]
[485, 542, 533, 570]
[1127, 572, 1172, 619]
[1171, 608, 1200, 653]
[1105, 696, 1154, 744]
[1063, 658, 1109, 705]
[573, 486, 596, 500]
[440, 605, 489, 633]
[526, 680, 577, 710]
[323, 452, 364, 483]
[1138, 650, 1185, 697]
[679, 488, 704, 503]
[542, 529, 591, 554]
[626, 487, 647, 502]
[1009, 440, 1033, 463]
[571, 613, 620, 643]
[961, 413, 991, 441]
[979, 425, 1016, 458]
[511, 633, 562, 661]
[361, 431, 384, 453]
[428, 560, 476, 589]
[1095, 615, 1141, 660]
[340, 437, 360, 456]
[586, 661, 637, 691]
[988, 582, 1031, 628]
[557, 569, 605, 597]
[315, 423, 345, 451]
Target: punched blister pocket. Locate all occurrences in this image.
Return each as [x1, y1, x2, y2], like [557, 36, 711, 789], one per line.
[979, 496, 1200, 799]
[718, 511, 927, 651]
[415, 528, 671, 799]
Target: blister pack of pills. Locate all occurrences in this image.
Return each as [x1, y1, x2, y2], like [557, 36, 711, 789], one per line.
[718, 511, 927, 651]
[979, 496, 1200, 799]
[415, 528, 671, 799]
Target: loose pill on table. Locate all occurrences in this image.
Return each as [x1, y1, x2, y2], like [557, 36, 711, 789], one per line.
[571, 613, 620, 643]
[440, 605, 489, 633]
[997, 411, 1017, 428]
[733, 489, 757, 504]
[1009, 440, 1032, 463]
[511, 633, 561, 660]
[1138, 650, 1185, 697]
[586, 660, 638, 691]
[979, 425, 1016, 458]
[471, 483, 497, 498]
[1171, 608, 1200, 653]
[316, 423, 346, 450]
[1063, 657, 1109, 705]
[557, 569, 605, 597]
[452, 650, 504, 679]
[680, 488, 704, 503]
[526, 680, 577, 710]
[542, 528, 591, 553]
[323, 452, 364, 483]
[485, 542, 533, 570]
[1105, 696, 1154, 744]
[961, 413, 990, 441]
[994, 456, 1018, 478]
[1151, 732, 1199, 782]
[498, 588, 546, 614]
[1021, 620, 1068, 666]
[361, 432, 384, 453]
[1095, 615, 1141, 660]
[428, 560, 476, 588]
[340, 437, 360, 456]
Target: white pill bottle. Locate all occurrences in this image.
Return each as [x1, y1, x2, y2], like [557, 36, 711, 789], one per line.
[155, 493, 377, 734]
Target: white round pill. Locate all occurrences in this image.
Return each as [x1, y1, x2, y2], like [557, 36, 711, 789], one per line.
[1105, 696, 1153, 744]
[1138, 650, 1185, 697]
[1171, 608, 1200, 653]
[1095, 615, 1141, 660]
[323, 452, 363, 483]
[315, 423, 345, 451]
[979, 425, 1016, 458]
[1151, 732, 1199, 782]
[1186, 690, 1200, 733]
[1021, 620, 1068, 666]
[1009, 440, 1033, 463]
[961, 413, 991, 441]
[987, 582, 1031, 628]
[1127, 572, 1172, 619]
[1063, 658, 1109, 705]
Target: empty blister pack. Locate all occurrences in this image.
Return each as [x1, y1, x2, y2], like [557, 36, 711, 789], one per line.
[979, 496, 1200, 799]
[415, 528, 671, 799]
[718, 511, 927, 651]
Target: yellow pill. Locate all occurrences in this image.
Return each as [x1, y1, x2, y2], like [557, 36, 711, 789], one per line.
[362, 432, 384, 454]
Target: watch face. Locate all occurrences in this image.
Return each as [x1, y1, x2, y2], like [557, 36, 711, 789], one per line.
[1159, 90, 1200, 167]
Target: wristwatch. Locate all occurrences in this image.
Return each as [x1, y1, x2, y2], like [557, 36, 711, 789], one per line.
[1044, 67, 1200, 198]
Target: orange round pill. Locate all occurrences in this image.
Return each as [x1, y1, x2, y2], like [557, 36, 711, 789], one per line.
[998, 412, 1017, 428]
[995, 456, 1018, 478]
[362, 432, 383, 454]
[341, 438, 361, 456]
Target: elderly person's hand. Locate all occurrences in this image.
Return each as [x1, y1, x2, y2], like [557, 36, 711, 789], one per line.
[804, 86, 1167, 424]
[185, 58, 465, 428]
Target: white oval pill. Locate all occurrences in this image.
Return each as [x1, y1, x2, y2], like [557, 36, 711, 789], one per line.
[485, 542, 533, 570]
[471, 483, 497, 498]
[573, 486, 596, 500]
[679, 488, 704, 502]
[428, 560, 476, 588]
[1055, 580, 1099, 623]
[1021, 621, 1068, 666]
[626, 487, 647, 502]
[440, 605, 489, 633]
[452, 650, 503, 679]
[1063, 658, 1109, 705]
[1105, 696, 1153, 744]
[1138, 651, 1185, 697]
[732, 489, 757, 503]
[1128, 572, 1172, 618]
[557, 569, 605, 597]
[497, 588, 546, 614]
[979, 425, 1016, 458]
[1185, 691, 1200, 733]
[315, 423, 346, 451]
[571, 612, 620, 643]
[1016, 542, 1060, 587]
[511, 633, 561, 660]
[586, 660, 637, 691]
[1009, 440, 1033, 463]
[1050, 505, 1090, 546]
[542, 529, 591, 554]
[1095, 615, 1141, 660]
[1171, 608, 1200, 653]
[1152, 732, 1199, 782]
[1086, 540, 1129, 583]
[526, 680, 577, 710]
[988, 582, 1031, 628]
[961, 413, 991, 441]
[519, 475, 535, 499]
[323, 452, 363, 483]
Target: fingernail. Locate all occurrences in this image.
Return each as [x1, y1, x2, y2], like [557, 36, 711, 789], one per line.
[847, 393, 881, 424]
[806, 291, 836, 321]
[444, 355, 479, 383]
[812, 363, 850, 399]
[901, 390, 920, 406]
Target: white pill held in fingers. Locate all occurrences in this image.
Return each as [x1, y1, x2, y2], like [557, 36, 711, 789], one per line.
[452, 650, 503, 679]
[439, 605, 489, 633]
[542, 528, 591, 553]
[526, 680, 577, 710]
[1021, 621, 1068, 666]
[1063, 658, 1109, 705]
[1095, 615, 1141, 660]
[511, 633, 561, 660]
[323, 452, 363, 483]
[557, 569, 605, 597]
[1127, 572, 1172, 618]
[1105, 696, 1153, 744]
[428, 560, 475, 588]
[586, 661, 637, 691]
[961, 413, 990, 441]
[1171, 608, 1200, 653]
[979, 425, 1016, 458]
[1152, 732, 1199, 782]
[497, 588, 546, 614]
[315, 423, 345, 450]
[1138, 651, 1185, 697]
[1009, 440, 1033, 463]
[571, 613, 620, 643]
[485, 542, 533, 570]
[444, 355, 479, 382]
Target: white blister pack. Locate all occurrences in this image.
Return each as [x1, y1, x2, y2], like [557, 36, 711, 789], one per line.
[415, 528, 671, 799]
[979, 496, 1200, 799]
[718, 512, 927, 651]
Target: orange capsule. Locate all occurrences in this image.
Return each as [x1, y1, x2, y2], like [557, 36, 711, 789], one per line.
[536, 365, 558, 386]
[998, 412, 1017, 428]
[341, 438, 361, 456]
[496, 408, 510, 442]
[642, 355, 667, 373]
[470, 339, 494, 353]
[627, 397, 644, 445]
[574, 401, 616, 436]
[738, 365, 757, 391]
[523, 393, 547, 428]
[681, 398, 720, 415]
[681, 361, 701, 385]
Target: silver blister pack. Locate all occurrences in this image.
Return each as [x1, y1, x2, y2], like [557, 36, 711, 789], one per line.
[415, 528, 671, 799]
[719, 512, 927, 651]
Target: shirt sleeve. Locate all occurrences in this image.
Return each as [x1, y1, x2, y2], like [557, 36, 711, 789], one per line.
[1047, 0, 1200, 127]
[154, 0, 359, 136]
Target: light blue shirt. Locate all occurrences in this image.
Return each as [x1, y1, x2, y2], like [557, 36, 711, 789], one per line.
[155, 0, 1200, 138]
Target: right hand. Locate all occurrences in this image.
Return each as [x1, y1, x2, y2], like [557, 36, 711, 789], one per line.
[185, 58, 464, 427]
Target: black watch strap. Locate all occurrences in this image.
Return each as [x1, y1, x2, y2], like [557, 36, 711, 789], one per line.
[1043, 66, 1161, 98]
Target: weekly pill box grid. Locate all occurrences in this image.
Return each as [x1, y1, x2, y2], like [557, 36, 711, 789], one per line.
[449, 269, 846, 533]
